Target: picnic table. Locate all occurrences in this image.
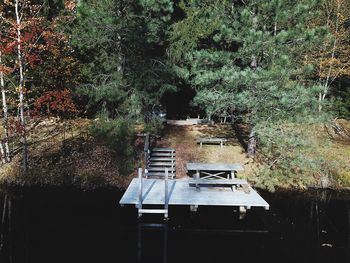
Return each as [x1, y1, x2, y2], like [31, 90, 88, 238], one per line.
[186, 163, 245, 191]
[187, 162, 244, 179]
[196, 137, 228, 148]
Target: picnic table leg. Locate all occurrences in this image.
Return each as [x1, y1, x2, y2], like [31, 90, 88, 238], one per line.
[195, 170, 200, 191]
[220, 141, 223, 148]
[230, 170, 235, 179]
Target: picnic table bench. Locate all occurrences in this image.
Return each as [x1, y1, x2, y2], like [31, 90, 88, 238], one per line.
[196, 137, 228, 148]
[188, 178, 250, 192]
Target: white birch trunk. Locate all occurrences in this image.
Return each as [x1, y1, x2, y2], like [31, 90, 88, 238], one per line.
[0, 141, 5, 164]
[318, 0, 340, 113]
[0, 51, 11, 163]
[15, 0, 28, 173]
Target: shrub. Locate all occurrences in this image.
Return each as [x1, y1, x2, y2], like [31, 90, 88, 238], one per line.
[90, 117, 135, 174]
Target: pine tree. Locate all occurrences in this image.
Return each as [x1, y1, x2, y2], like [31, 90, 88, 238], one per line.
[168, 0, 328, 185]
[71, 0, 175, 120]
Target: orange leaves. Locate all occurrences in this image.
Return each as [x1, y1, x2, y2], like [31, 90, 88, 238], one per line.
[34, 89, 78, 117]
[64, 0, 76, 11]
[0, 65, 13, 75]
[1, 42, 16, 54]
[25, 53, 41, 68]
[305, 0, 350, 80]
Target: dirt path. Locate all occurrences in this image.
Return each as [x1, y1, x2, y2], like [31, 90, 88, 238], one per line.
[155, 124, 253, 178]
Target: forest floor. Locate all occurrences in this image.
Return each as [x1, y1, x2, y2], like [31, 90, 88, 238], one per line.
[155, 124, 255, 178]
[155, 121, 350, 190]
[0, 118, 133, 189]
[0, 118, 348, 191]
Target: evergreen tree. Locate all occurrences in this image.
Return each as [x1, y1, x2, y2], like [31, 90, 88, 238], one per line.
[71, 0, 175, 120]
[169, 0, 330, 188]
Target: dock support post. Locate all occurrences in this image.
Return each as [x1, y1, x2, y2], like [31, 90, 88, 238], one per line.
[190, 205, 198, 212]
[239, 206, 247, 220]
[164, 168, 169, 220]
[195, 170, 200, 191]
[138, 168, 143, 218]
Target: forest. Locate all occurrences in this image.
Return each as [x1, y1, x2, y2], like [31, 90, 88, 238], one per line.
[0, 0, 349, 190]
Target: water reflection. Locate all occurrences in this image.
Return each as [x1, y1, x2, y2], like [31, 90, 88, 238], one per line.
[0, 188, 349, 263]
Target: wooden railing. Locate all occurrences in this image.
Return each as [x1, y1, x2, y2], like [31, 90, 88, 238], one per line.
[143, 133, 150, 172]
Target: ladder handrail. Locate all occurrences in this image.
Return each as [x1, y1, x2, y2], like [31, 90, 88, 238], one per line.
[144, 133, 150, 172]
[138, 167, 169, 219]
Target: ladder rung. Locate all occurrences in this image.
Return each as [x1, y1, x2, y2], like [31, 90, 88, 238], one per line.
[139, 209, 168, 214]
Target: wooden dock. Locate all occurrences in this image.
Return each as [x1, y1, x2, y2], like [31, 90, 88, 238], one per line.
[119, 169, 269, 219]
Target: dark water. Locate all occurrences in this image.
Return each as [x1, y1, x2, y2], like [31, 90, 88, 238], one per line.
[0, 188, 349, 263]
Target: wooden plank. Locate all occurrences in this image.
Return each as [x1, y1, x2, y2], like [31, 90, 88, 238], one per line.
[149, 157, 175, 161]
[147, 167, 175, 172]
[187, 163, 244, 172]
[145, 172, 176, 177]
[120, 179, 269, 209]
[151, 153, 176, 157]
[188, 178, 248, 186]
[196, 138, 228, 143]
[148, 162, 175, 167]
[152, 148, 175, 152]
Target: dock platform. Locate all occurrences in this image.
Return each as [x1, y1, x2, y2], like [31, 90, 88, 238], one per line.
[119, 177, 269, 218]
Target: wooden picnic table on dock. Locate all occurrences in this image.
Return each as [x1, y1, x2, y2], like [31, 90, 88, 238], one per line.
[186, 163, 244, 179]
[187, 163, 245, 191]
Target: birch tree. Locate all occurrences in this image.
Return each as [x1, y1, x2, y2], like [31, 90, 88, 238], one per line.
[0, 50, 11, 163]
[14, 0, 28, 173]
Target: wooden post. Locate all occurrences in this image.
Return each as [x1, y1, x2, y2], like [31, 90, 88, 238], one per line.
[138, 168, 143, 218]
[195, 170, 200, 191]
[190, 205, 198, 212]
[164, 168, 169, 219]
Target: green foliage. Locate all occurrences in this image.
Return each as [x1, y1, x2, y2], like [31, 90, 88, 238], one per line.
[90, 116, 135, 174]
[90, 117, 135, 156]
[169, 0, 327, 122]
[144, 115, 165, 135]
[168, 0, 336, 189]
[327, 82, 350, 119]
[253, 121, 335, 190]
[71, 0, 127, 116]
[71, 0, 176, 119]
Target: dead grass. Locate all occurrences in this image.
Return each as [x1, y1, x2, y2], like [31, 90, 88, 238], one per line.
[155, 124, 253, 178]
[0, 118, 134, 189]
[154, 120, 350, 190]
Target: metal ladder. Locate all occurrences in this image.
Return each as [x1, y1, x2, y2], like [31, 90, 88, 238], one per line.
[137, 168, 169, 219]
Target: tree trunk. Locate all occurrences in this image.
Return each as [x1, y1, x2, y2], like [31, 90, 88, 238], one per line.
[247, 129, 256, 157]
[318, 0, 340, 112]
[247, 11, 258, 158]
[0, 51, 11, 163]
[0, 142, 5, 164]
[15, 0, 28, 173]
